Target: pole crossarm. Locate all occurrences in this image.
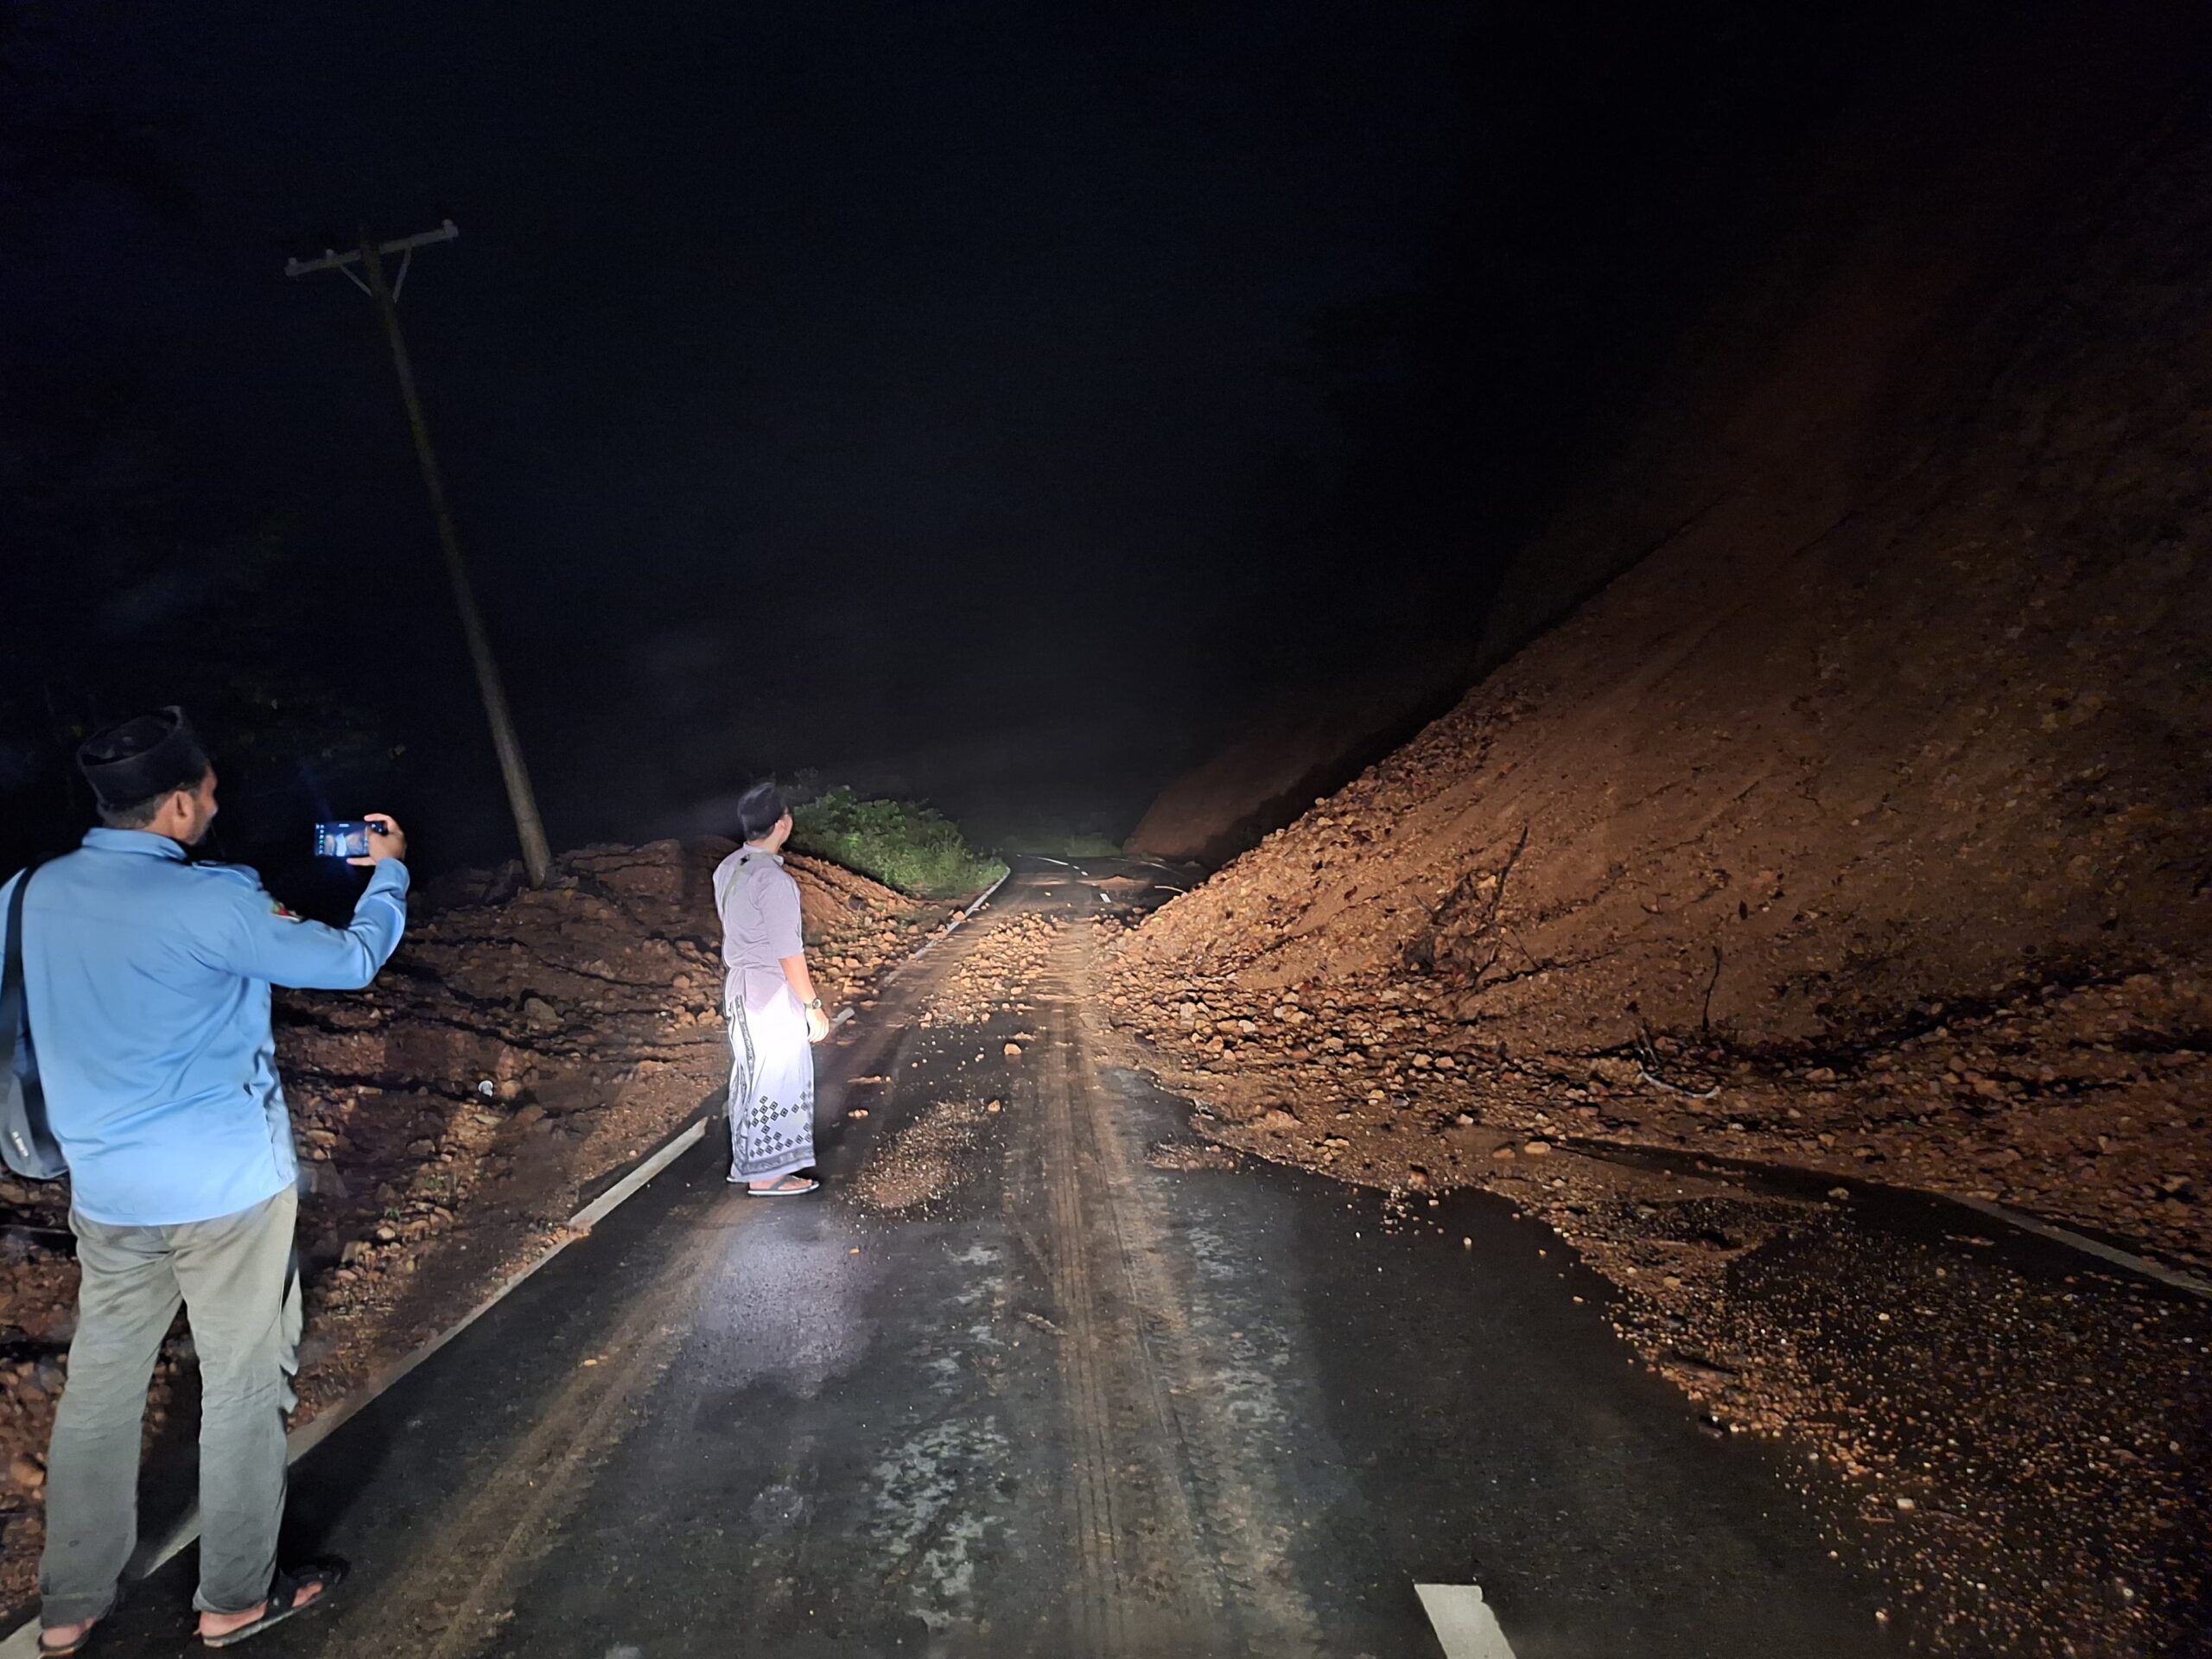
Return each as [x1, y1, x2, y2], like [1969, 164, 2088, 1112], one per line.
[284, 219, 458, 282]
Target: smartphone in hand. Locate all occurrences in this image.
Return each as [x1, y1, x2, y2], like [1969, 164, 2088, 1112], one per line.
[314, 821, 376, 859]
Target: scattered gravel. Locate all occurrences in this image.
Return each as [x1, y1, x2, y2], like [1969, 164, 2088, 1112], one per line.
[852, 1099, 988, 1214]
[920, 912, 1064, 1028]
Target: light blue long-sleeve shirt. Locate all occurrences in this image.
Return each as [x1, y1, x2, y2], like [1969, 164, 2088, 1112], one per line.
[2, 828, 409, 1226]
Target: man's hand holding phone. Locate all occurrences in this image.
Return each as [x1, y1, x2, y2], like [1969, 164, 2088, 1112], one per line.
[348, 813, 406, 868]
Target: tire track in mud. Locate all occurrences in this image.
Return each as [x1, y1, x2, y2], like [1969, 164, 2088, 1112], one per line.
[1039, 998, 1173, 1654]
[1031, 924, 1323, 1657]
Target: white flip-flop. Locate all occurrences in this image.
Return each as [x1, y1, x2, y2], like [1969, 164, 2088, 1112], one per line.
[743, 1174, 821, 1197]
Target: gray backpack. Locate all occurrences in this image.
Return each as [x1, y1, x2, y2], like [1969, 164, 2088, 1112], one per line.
[1, 867, 66, 1181]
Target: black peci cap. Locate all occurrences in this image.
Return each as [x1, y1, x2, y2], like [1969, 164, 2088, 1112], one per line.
[76, 707, 211, 810]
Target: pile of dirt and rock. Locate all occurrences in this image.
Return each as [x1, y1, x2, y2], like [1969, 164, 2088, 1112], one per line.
[1106, 23, 2211, 1657]
[0, 837, 940, 1612]
[920, 912, 1063, 1028]
[1109, 20, 2212, 1274]
[1103, 969, 2209, 1274]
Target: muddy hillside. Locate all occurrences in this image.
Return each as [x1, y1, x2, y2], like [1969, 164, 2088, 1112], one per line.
[1103, 39, 2212, 1653]
[0, 838, 942, 1610]
[1109, 30, 2212, 1271]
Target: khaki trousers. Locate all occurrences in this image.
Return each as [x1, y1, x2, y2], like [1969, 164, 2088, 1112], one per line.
[40, 1186, 300, 1624]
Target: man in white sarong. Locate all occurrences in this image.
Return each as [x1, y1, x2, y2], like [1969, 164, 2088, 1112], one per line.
[712, 785, 831, 1196]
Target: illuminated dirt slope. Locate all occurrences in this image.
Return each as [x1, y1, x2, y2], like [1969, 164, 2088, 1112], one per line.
[1106, 46, 2212, 1646]
[1113, 17, 2212, 1267]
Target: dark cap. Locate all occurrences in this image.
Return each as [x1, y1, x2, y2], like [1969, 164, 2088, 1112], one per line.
[76, 707, 211, 810]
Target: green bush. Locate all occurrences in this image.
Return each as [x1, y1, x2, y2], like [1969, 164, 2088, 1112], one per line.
[790, 788, 1008, 899]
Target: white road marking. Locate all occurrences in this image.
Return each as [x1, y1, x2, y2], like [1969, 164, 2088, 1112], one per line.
[1416, 1583, 1518, 1658]
[887, 865, 1010, 969]
[569, 1116, 707, 1230]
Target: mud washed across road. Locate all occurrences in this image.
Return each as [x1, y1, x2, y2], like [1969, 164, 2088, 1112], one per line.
[4, 863, 2206, 1657]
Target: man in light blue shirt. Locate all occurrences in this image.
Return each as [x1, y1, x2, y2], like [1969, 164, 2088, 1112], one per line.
[5, 709, 408, 1653]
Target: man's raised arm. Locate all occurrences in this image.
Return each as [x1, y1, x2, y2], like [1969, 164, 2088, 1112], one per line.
[207, 814, 410, 990]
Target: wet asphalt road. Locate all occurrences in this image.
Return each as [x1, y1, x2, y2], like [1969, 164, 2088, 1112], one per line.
[57, 865, 1895, 1657]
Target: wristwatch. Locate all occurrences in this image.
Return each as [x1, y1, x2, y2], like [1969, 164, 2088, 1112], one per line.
[803, 996, 823, 1012]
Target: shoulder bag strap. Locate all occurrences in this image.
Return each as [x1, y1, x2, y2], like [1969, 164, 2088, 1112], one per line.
[1, 866, 32, 1046]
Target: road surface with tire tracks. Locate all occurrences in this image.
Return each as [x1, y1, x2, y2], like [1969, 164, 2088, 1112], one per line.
[29, 863, 1894, 1658]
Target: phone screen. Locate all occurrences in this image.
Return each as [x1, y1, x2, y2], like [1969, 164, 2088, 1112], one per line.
[314, 821, 374, 859]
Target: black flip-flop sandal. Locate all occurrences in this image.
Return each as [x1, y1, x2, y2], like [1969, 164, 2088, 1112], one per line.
[202, 1562, 346, 1649]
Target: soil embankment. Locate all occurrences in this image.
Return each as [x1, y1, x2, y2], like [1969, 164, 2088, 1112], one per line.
[1109, 18, 2212, 1656]
[0, 838, 948, 1613]
[1113, 10, 2212, 1273]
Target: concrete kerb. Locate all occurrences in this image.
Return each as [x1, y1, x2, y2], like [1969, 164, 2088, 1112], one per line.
[1561, 1135, 2212, 1302]
[0, 867, 1015, 1654]
[1950, 1194, 2212, 1300]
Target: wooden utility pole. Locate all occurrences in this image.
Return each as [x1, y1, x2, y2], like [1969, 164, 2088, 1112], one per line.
[285, 223, 553, 887]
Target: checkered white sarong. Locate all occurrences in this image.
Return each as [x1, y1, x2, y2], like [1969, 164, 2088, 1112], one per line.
[726, 988, 816, 1183]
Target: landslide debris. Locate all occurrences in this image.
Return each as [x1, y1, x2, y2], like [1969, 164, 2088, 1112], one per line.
[0, 837, 934, 1613]
[1108, 18, 2212, 1280]
[1106, 33, 2212, 1659]
[921, 912, 1063, 1028]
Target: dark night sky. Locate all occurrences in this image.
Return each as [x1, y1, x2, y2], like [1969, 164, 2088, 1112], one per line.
[3, 2, 1923, 873]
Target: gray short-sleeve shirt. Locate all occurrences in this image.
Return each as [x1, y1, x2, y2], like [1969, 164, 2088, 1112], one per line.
[713, 846, 804, 1012]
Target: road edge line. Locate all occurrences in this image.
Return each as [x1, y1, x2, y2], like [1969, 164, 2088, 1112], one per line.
[1951, 1195, 2212, 1299]
[566, 1115, 709, 1232]
[885, 865, 1010, 976]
